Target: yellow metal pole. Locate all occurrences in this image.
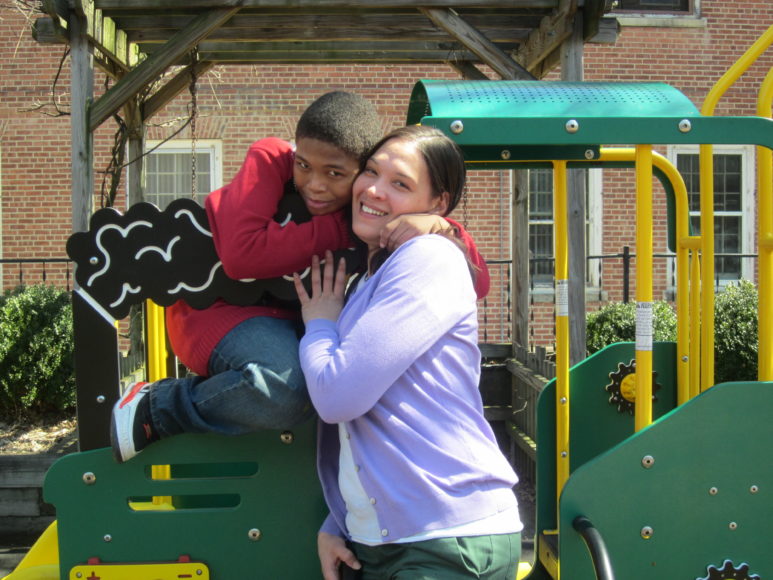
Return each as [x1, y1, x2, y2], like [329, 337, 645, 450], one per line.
[689, 252, 702, 399]
[553, 160, 571, 504]
[757, 67, 773, 381]
[698, 25, 773, 390]
[635, 145, 654, 431]
[599, 148, 694, 404]
[145, 300, 172, 496]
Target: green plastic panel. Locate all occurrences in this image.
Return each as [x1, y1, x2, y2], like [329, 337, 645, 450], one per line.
[528, 342, 678, 578]
[44, 419, 326, 579]
[559, 380, 773, 579]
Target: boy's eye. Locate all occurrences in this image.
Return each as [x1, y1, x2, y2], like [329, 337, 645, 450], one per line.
[295, 160, 309, 170]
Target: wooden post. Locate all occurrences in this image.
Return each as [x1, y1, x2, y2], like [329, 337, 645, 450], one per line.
[562, 13, 587, 365]
[69, 12, 93, 235]
[512, 171, 530, 350]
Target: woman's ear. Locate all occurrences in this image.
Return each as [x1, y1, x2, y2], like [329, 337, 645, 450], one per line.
[430, 192, 450, 215]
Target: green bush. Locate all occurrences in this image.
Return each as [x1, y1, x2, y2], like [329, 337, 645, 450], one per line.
[586, 300, 677, 355]
[586, 281, 759, 384]
[0, 285, 75, 421]
[714, 280, 758, 384]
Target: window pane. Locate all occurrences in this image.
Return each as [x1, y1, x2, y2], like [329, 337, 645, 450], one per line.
[713, 154, 742, 212]
[530, 224, 554, 282]
[616, 0, 689, 11]
[145, 149, 212, 209]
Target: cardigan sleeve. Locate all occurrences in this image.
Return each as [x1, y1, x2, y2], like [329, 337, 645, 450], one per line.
[205, 137, 351, 280]
[300, 236, 477, 423]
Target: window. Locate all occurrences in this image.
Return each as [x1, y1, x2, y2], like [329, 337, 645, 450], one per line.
[528, 168, 602, 288]
[614, 0, 690, 12]
[669, 145, 755, 284]
[143, 140, 222, 209]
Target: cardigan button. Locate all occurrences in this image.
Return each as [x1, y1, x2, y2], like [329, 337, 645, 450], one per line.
[369, 497, 377, 505]
[381, 529, 389, 537]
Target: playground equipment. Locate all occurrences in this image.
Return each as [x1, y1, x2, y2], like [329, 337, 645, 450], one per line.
[5, 24, 772, 580]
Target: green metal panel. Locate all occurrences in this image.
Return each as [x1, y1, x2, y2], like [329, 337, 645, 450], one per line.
[44, 419, 326, 579]
[529, 342, 677, 577]
[407, 80, 773, 154]
[558, 380, 773, 579]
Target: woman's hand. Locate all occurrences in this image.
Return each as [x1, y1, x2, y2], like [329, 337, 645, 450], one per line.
[294, 250, 347, 324]
[318, 532, 361, 580]
[379, 213, 452, 252]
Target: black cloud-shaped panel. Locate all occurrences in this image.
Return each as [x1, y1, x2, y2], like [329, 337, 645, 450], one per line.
[67, 197, 361, 320]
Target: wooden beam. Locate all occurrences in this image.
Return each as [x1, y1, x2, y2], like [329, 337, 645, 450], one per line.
[420, 7, 534, 80]
[95, 0, 559, 9]
[142, 60, 215, 120]
[515, 0, 576, 74]
[89, 7, 240, 130]
[449, 61, 490, 80]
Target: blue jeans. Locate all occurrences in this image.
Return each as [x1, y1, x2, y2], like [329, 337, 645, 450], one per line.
[148, 316, 314, 437]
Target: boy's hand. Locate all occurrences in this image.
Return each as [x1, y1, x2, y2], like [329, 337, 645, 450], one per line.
[294, 250, 346, 324]
[380, 213, 453, 252]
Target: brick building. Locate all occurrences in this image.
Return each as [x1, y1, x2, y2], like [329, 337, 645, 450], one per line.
[0, 1, 770, 351]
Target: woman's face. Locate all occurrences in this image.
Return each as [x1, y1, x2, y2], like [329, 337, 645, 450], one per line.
[352, 138, 447, 249]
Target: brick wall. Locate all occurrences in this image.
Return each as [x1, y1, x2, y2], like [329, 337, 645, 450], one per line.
[0, 1, 770, 349]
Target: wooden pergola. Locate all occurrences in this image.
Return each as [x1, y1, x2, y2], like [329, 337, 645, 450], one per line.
[32, 0, 617, 359]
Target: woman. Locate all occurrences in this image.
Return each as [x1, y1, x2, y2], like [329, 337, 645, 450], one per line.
[294, 125, 522, 579]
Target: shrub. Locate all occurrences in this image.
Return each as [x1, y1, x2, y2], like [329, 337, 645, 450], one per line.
[714, 280, 758, 384]
[0, 285, 75, 421]
[586, 300, 677, 355]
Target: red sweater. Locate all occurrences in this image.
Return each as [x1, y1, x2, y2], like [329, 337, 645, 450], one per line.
[166, 137, 490, 377]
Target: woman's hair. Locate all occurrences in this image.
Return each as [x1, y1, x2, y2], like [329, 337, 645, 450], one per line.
[296, 91, 382, 162]
[361, 125, 466, 216]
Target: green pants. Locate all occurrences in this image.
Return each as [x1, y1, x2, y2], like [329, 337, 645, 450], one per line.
[350, 532, 521, 579]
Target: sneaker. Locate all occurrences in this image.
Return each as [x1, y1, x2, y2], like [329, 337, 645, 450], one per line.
[110, 381, 159, 463]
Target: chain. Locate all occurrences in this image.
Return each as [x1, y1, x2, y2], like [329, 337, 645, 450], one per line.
[189, 47, 199, 199]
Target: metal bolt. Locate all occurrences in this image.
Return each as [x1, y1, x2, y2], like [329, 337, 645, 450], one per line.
[584, 149, 595, 160]
[641, 455, 655, 468]
[450, 120, 464, 134]
[248, 528, 262, 541]
[280, 431, 294, 444]
[501, 149, 511, 160]
[640, 526, 653, 539]
[682, 355, 688, 362]
[709, 487, 718, 495]
[89, 256, 98, 265]
[678, 119, 692, 133]
[76, 573, 83, 579]
[103, 534, 112, 542]
[96, 395, 106, 403]
[560, 397, 567, 405]
[750, 485, 759, 494]
[561, 451, 567, 458]
[729, 521, 738, 530]
[196, 569, 203, 576]
[82, 472, 96, 485]
[565, 119, 580, 133]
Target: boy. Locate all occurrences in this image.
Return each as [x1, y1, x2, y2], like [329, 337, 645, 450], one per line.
[111, 91, 489, 463]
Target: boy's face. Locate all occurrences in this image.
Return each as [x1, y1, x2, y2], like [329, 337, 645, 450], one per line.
[294, 137, 360, 216]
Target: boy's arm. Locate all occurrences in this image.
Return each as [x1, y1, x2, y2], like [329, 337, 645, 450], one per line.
[379, 214, 490, 300]
[206, 137, 351, 280]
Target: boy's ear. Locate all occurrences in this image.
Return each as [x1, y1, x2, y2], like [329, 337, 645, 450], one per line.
[430, 192, 450, 215]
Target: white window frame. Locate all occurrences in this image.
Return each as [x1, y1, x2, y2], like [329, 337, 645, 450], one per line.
[528, 167, 603, 299]
[666, 144, 756, 287]
[140, 139, 223, 209]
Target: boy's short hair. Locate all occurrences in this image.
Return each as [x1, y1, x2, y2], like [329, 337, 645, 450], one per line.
[296, 91, 382, 162]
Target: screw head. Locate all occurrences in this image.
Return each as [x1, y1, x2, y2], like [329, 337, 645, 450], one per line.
[641, 455, 655, 468]
[82, 472, 96, 485]
[584, 149, 595, 160]
[89, 256, 99, 265]
[280, 431, 294, 444]
[750, 485, 759, 494]
[729, 521, 738, 530]
[248, 528, 262, 541]
[501, 149, 511, 160]
[103, 534, 112, 542]
[640, 526, 653, 539]
[96, 395, 106, 403]
[565, 119, 580, 133]
[678, 119, 692, 133]
[709, 486, 718, 495]
[450, 120, 464, 134]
